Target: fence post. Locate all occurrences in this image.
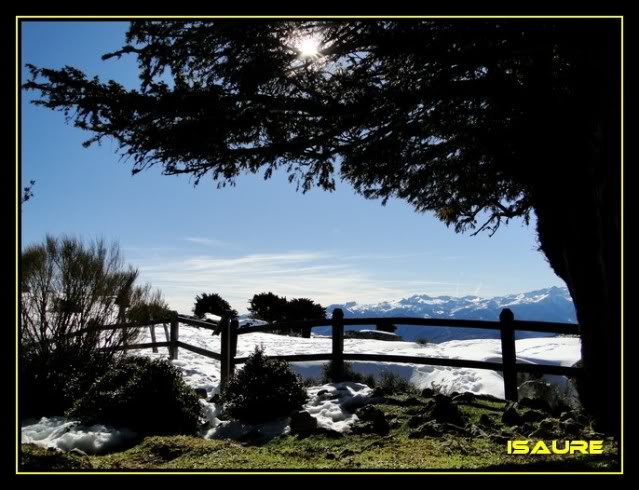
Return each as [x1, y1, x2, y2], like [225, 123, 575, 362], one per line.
[229, 318, 239, 379]
[500, 308, 518, 401]
[220, 316, 231, 391]
[169, 311, 179, 360]
[150, 324, 158, 353]
[332, 308, 344, 381]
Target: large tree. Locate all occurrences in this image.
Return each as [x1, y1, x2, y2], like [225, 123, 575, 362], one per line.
[23, 19, 622, 434]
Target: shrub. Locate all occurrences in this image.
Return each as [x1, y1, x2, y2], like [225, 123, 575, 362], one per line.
[321, 361, 376, 386]
[20, 235, 166, 418]
[415, 338, 433, 345]
[193, 292, 237, 319]
[376, 321, 397, 333]
[67, 356, 202, 435]
[248, 293, 326, 336]
[220, 347, 308, 423]
[377, 372, 417, 394]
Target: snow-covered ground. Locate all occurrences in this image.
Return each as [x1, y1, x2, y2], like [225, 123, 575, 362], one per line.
[21, 325, 581, 454]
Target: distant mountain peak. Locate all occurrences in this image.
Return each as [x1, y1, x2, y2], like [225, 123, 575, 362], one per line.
[325, 287, 575, 342]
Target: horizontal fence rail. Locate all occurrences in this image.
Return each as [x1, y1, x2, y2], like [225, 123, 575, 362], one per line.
[237, 317, 580, 336]
[86, 308, 581, 400]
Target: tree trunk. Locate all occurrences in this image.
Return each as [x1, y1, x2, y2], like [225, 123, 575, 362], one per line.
[535, 182, 620, 437]
[526, 24, 621, 437]
[532, 53, 620, 436]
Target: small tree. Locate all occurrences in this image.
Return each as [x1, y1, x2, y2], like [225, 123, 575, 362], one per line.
[285, 298, 326, 337]
[376, 321, 397, 334]
[220, 347, 307, 423]
[193, 292, 237, 319]
[248, 292, 288, 323]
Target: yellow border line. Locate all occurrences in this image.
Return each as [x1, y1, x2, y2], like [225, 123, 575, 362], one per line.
[16, 15, 623, 19]
[15, 15, 20, 477]
[16, 14, 624, 476]
[619, 15, 624, 477]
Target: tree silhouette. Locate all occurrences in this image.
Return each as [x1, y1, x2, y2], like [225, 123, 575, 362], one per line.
[285, 297, 326, 337]
[247, 292, 288, 323]
[193, 292, 237, 319]
[21, 180, 36, 204]
[23, 20, 621, 434]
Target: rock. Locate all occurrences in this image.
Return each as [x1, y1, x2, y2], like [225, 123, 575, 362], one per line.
[289, 410, 318, 436]
[468, 424, 489, 438]
[326, 452, 336, 460]
[403, 396, 423, 406]
[371, 387, 386, 397]
[69, 448, 88, 457]
[317, 390, 329, 396]
[421, 388, 436, 398]
[409, 420, 443, 438]
[352, 406, 390, 435]
[520, 409, 547, 424]
[452, 392, 476, 404]
[559, 411, 572, 421]
[343, 330, 402, 341]
[538, 418, 558, 431]
[208, 393, 220, 403]
[340, 449, 355, 458]
[429, 395, 465, 425]
[502, 405, 522, 426]
[195, 388, 208, 399]
[516, 396, 551, 413]
[560, 418, 582, 436]
[518, 380, 580, 412]
[478, 413, 494, 427]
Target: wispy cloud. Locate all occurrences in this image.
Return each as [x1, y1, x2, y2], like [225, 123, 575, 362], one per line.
[135, 250, 473, 314]
[183, 236, 230, 247]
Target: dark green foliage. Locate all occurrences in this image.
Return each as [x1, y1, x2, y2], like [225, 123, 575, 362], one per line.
[193, 292, 237, 319]
[248, 293, 325, 336]
[67, 356, 202, 436]
[377, 372, 417, 394]
[376, 321, 397, 334]
[415, 338, 433, 345]
[248, 292, 288, 323]
[220, 347, 307, 423]
[321, 361, 376, 386]
[20, 344, 114, 419]
[285, 298, 326, 322]
[21, 180, 36, 204]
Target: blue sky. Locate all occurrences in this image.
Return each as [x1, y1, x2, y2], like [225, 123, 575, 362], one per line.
[20, 21, 566, 314]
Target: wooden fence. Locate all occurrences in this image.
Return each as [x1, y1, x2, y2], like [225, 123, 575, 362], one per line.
[104, 308, 581, 402]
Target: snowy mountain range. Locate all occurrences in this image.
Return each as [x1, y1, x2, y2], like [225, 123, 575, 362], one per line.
[322, 286, 577, 342]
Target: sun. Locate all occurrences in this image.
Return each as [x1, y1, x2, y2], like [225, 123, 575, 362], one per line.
[297, 36, 321, 58]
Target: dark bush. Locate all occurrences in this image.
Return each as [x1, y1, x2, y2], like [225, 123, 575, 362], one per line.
[220, 347, 308, 423]
[415, 338, 433, 345]
[377, 372, 417, 394]
[193, 292, 237, 319]
[321, 361, 376, 386]
[66, 356, 203, 435]
[376, 321, 397, 333]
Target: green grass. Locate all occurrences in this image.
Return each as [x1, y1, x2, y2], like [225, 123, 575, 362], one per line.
[19, 393, 620, 472]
